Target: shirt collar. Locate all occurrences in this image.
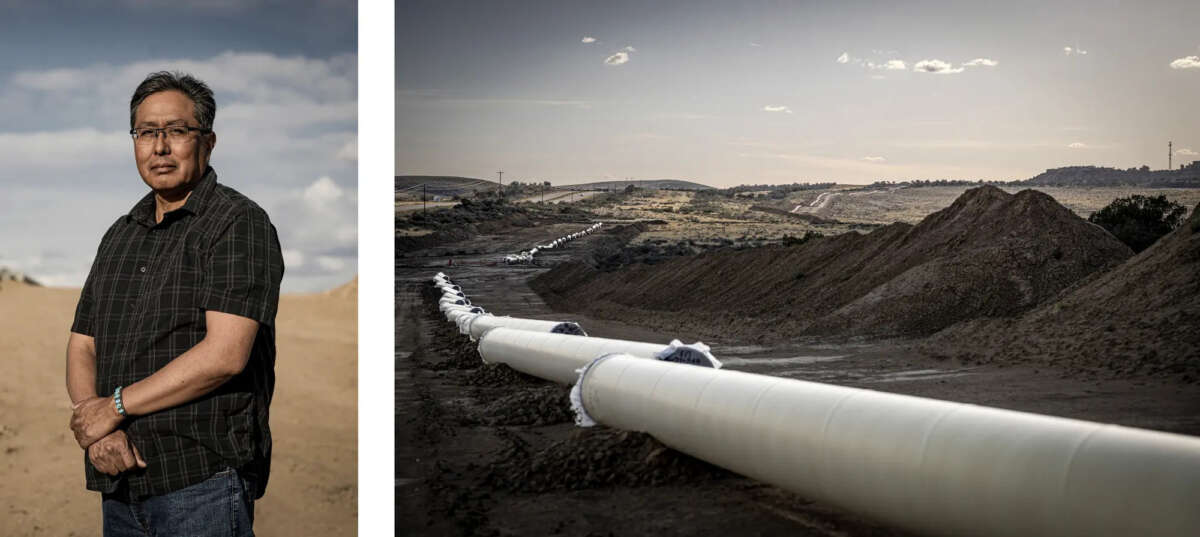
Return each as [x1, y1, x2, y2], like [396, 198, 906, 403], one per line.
[128, 167, 219, 226]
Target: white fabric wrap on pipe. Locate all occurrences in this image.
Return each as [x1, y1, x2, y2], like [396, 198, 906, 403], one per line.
[577, 354, 1200, 537]
[477, 327, 675, 384]
[443, 307, 476, 323]
[467, 315, 587, 340]
[444, 310, 479, 333]
[454, 312, 480, 334]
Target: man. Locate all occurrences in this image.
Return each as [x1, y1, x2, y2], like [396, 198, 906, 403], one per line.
[66, 71, 284, 536]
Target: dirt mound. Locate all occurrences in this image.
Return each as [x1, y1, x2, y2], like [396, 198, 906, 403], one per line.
[924, 203, 1200, 380]
[484, 428, 731, 493]
[476, 385, 574, 426]
[533, 186, 1131, 340]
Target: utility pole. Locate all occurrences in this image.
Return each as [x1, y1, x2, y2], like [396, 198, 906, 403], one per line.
[497, 171, 504, 196]
[1169, 141, 1173, 171]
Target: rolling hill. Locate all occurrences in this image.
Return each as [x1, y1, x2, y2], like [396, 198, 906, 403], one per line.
[396, 176, 499, 200]
[1020, 164, 1200, 187]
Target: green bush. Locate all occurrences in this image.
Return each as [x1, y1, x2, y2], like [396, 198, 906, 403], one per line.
[1087, 194, 1186, 253]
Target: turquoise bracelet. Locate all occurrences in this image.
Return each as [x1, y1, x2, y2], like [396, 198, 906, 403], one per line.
[113, 386, 127, 417]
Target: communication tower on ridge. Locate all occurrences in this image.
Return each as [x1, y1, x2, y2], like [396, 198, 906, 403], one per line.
[1169, 141, 1172, 171]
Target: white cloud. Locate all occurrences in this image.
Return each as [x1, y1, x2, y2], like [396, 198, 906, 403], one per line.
[581, 36, 596, 44]
[1170, 56, 1200, 69]
[840, 52, 906, 73]
[604, 52, 630, 66]
[600, 45, 637, 66]
[913, 59, 964, 74]
[1064, 46, 1088, 56]
[336, 138, 357, 161]
[0, 128, 128, 172]
[303, 176, 344, 209]
[749, 42, 762, 47]
[864, 59, 906, 70]
[316, 256, 346, 272]
[1068, 142, 1088, 149]
[962, 58, 998, 67]
[763, 105, 793, 114]
[270, 176, 357, 287]
[1176, 148, 1198, 156]
[863, 156, 886, 162]
[282, 249, 305, 268]
[12, 68, 90, 91]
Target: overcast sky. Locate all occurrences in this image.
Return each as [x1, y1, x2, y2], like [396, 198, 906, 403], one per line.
[0, 0, 357, 291]
[396, 0, 1200, 187]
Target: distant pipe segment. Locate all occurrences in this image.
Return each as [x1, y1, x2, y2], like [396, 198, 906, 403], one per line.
[438, 298, 470, 312]
[477, 327, 719, 385]
[442, 306, 484, 323]
[572, 355, 1200, 537]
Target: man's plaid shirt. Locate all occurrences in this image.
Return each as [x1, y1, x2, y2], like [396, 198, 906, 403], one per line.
[72, 167, 283, 500]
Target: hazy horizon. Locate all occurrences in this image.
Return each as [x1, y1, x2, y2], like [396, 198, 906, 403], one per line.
[397, 0, 1200, 188]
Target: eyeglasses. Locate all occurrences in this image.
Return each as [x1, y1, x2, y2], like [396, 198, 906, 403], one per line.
[129, 126, 212, 145]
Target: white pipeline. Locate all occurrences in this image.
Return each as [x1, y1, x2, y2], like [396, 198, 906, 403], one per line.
[466, 315, 587, 340]
[574, 354, 1200, 537]
[477, 327, 719, 385]
[508, 222, 604, 264]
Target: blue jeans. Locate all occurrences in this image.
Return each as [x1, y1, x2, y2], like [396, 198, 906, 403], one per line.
[102, 468, 255, 537]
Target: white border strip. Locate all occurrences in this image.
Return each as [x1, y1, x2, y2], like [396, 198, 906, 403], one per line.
[358, 1, 394, 534]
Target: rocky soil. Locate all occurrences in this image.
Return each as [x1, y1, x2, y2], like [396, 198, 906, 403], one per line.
[923, 202, 1200, 381]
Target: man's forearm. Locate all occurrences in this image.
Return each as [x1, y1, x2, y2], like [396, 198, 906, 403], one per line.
[66, 332, 98, 405]
[120, 339, 237, 416]
[119, 310, 258, 416]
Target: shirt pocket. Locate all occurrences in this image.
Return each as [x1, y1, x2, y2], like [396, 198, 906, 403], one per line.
[146, 240, 208, 334]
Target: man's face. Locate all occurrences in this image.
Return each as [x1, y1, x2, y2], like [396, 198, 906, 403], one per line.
[133, 90, 215, 195]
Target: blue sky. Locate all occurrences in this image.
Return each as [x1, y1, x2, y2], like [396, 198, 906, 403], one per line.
[396, 0, 1200, 187]
[0, 0, 357, 291]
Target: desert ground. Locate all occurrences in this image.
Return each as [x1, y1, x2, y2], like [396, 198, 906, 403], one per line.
[0, 278, 357, 537]
[397, 184, 1200, 536]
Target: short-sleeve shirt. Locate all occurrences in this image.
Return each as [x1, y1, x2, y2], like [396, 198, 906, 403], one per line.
[72, 167, 284, 500]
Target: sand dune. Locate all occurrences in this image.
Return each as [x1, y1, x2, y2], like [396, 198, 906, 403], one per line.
[0, 278, 357, 536]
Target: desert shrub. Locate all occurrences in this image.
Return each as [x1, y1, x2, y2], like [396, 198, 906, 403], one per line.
[1087, 195, 1186, 253]
[781, 230, 824, 247]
